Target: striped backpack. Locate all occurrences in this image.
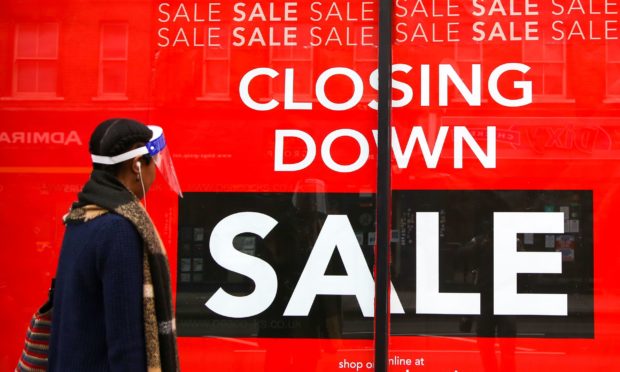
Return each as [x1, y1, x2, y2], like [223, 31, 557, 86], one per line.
[15, 279, 54, 372]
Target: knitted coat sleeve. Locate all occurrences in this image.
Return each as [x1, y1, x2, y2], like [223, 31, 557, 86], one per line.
[97, 216, 147, 371]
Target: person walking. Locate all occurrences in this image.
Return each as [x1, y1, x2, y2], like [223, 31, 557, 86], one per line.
[48, 118, 182, 372]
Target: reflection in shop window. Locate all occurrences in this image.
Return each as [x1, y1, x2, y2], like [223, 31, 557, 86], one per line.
[522, 39, 568, 100]
[452, 41, 483, 102]
[13, 23, 59, 97]
[270, 26, 313, 101]
[201, 27, 230, 100]
[354, 28, 377, 102]
[98, 23, 128, 98]
[606, 39, 620, 99]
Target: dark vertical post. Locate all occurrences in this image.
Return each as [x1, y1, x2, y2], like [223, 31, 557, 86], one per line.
[374, 0, 392, 371]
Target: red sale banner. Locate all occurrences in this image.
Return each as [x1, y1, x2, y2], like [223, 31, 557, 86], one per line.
[1, 0, 619, 371]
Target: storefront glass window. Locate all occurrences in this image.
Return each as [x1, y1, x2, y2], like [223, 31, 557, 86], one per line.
[0, 1, 619, 371]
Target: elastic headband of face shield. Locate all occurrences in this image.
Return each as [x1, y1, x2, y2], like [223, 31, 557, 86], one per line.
[91, 125, 183, 197]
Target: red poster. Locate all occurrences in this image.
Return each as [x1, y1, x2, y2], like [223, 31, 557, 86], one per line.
[1, 0, 619, 371]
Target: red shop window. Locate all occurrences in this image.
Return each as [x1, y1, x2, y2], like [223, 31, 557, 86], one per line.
[606, 39, 620, 100]
[354, 28, 378, 102]
[270, 25, 313, 101]
[13, 23, 59, 98]
[522, 39, 569, 101]
[452, 41, 484, 103]
[200, 27, 231, 101]
[98, 23, 128, 98]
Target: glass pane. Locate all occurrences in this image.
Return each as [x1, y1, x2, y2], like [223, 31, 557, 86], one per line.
[390, 2, 611, 372]
[204, 44, 228, 60]
[272, 46, 294, 60]
[203, 26, 230, 59]
[101, 60, 126, 94]
[15, 60, 38, 92]
[162, 1, 380, 371]
[609, 40, 620, 62]
[270, 60, 313, 98]
[522, 40, 544, 62]
[3, 1, 619, 372]
[203, 59, 229, 95]
[529, 63, 545, 95]
[545, 42, 564, 62]
[608, 64, 620, 96]
[37, 61, 57, 92]
[15, 23, 38, 58]
[101, 23, 128, 59]
[544, 63, 564, 96]
[38, 23, 59, 58]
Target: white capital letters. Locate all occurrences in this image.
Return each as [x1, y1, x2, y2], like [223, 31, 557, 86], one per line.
[321, 129, 369, 173]
[284, 68, 312, 110]
[205, 212, 279, 318]
[274, 130, 317, 171]
[316, 68, 363, 111]
[416, 212, 481, 314]
[284, 215, 405, 317]
[488, 63, 532, 107]
[239, 68, 279, 111]
[494, 212, 566, 315]
[454, 126, 496, 169]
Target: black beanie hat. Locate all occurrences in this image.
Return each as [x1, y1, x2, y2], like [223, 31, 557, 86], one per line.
[89, 118, 153, 157]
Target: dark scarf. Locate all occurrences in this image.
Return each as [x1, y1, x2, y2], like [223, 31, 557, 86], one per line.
[64, 170, 179, 372]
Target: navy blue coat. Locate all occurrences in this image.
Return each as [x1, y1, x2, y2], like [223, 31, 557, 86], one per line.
[49, 213, 146, 372]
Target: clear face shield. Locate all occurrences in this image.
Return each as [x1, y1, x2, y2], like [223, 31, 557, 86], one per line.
[91, 125, 183, 197]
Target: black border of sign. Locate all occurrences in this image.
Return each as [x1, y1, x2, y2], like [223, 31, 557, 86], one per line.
[374, 0, 393, 371]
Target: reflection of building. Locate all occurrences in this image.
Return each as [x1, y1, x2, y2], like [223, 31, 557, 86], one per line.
[0, 1, 381, 105]
[437, 34, 620, 109]
[11, 23, 60, 98]
[200, 26, 231, 100]
[1, 2, 153, 104]
[1, 0, 381, 189]
[522, 39, 568, 101]
[3, 2, 620, 110]
[606, 38, 620, 101]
